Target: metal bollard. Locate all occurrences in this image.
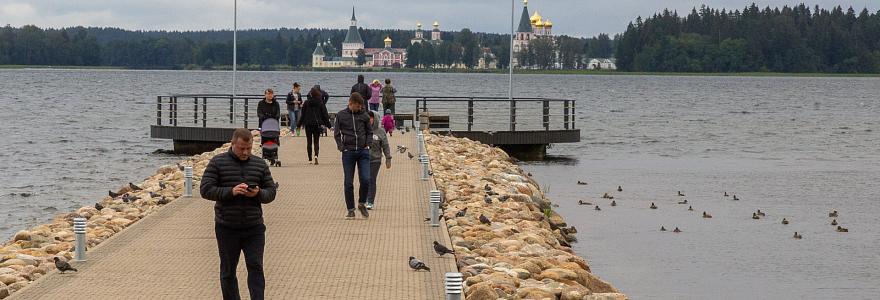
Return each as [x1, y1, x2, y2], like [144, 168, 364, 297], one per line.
[73, 218, 87, 261]
[417, 133, 425, 156]
[445, 272, 464, 300]
[420, 155, 430, 180]
[184, 166, 193, 197]
[429, 190, 442, 227]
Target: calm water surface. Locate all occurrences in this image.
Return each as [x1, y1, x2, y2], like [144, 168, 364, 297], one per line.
[1, 70, 877, 299]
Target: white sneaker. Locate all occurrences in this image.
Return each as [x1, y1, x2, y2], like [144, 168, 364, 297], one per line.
[314, 156, 319, 165]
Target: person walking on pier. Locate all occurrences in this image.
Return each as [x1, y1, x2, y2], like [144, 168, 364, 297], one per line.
[313, 84, 330, 136]
[285, 83, 303, 136]
[381, 78, 397, 115]
[257, 89, 280, 131]
[298, 87, 331, 164]
[351, 74, 372, 105]
[200, 128, 277, 300]
[334, 93, 373, 219]
[381, 109, 395, 136]
[369, 79, 383, 112]
[366, 110, 392, 209]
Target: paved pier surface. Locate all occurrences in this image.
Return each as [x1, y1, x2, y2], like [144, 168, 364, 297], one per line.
[11, 131, 456, 299]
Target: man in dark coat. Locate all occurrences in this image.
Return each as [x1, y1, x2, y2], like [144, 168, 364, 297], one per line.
[350, 74, 372, 103]
[334, 93, 372, 219]
[200, 128, 277, 300]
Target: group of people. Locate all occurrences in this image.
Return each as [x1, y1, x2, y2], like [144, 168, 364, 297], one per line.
[201, 74, 400, 300]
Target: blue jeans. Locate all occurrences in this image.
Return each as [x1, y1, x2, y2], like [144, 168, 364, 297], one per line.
[369, 103, 380, 112]
[287, 109, 298, 133]
[342, 149, 371, 210]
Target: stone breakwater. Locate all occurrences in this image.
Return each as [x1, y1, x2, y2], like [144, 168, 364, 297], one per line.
[0, 131, 263, 299]
[426, 134, 626, 300]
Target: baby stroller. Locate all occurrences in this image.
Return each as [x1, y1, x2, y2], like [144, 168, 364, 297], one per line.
[261, 118, 281, 167]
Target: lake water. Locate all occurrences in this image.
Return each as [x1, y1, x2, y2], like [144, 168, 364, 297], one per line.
[1, 70, 878, 299]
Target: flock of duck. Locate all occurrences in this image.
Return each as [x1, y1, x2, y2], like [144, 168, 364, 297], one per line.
[575, 183, 850, 239]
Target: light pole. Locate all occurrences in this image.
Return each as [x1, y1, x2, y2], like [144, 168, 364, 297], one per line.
[509, 0, 516, 131]
[232, 0, 237, 97]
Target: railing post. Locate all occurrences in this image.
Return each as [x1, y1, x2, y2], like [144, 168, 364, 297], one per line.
[417, 132, 425, 156]
[193, 97, 198, 125]
[429, 190, 441, 227]
[510, 99, 516, 131]
[244, 98, 249, 129]
[229, 97, 234, 124]
[564, 100, 570, 130]
[156, 96, 162, 126]
[184, 166, 193, 197]
[202, 97, 208, 128]
[572, 100, 576, 129]
[445, 272, 464, 300]
[73, 217, 87, 261]
[467, 98, 474, 131]
[420, 154, 429, 181]
[172, 96, 178, 127]
[542, 100, 550, 131]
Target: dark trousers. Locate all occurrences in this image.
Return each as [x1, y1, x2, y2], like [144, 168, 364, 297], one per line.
[342, 149, 371, 210]
[369, 103, 380, 112]
[305, 126, 321, 160]
[215, 223, 266, 300]
[383, 103, 395, 115]
[367, 161, 382, 204]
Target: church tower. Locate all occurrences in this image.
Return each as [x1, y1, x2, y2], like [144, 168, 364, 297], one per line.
[342, 7, 365, 58]
[431, 21, 441, 42]
[512, 0, 534, 66]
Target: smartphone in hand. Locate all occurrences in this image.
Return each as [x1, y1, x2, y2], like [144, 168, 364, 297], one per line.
[247, 184, 259, 190]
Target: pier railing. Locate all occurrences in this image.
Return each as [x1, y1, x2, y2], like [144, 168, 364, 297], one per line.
[155, 94, 576, 132]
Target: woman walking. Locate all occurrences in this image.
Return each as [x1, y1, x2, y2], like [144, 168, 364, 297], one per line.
[369, 79, 383, 112]
[285, 83, 303, 136]
[381, 78, 397, 115]
[297, 87, 331, 164]
[366, 110, 392, 209]
[257, 89, 280, 129]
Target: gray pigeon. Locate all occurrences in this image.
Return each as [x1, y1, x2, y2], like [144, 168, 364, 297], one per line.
[455, 208, 467, 217]
[158, 181, 167, 189]
[479, 214, 491, 225]
[484, 196, 493, 204]
[177, 163, 185, 171]
[157, 197, 170, 205]
[94, 202, 104, 211]
[54, 257, 78, 274]
[407, 152, 414, 160]
[433, 241, 455, 256]
[108, 190, 120, 198]
[129, 183, 143, 191]
[149, 192, 161, 198]
[408, 256, 430, 271]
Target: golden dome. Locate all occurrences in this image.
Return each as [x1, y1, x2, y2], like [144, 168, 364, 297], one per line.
[417, 22, 422, 28]
[544, 19, 553, 27]
[524, 0, 528, 5]
[530, 11, 542, 24]
[384, 36, 392, 42]
[433, 21, 439, 27]
[535, 19, 545, 27]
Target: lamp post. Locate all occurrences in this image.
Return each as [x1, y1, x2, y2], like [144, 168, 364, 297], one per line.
[232, 0, 237, 97]
[509, 0, 516, 131]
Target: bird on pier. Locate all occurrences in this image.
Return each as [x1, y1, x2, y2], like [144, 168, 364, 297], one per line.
[617, 186, 623, 192]
[455, 208, 467, 218]
[149, 191, 161, 198]
[177, 163, 185, 171]
[94, 202, 104, 211]
[781, 218, 789, 225]
[408, 256, 431, 271]
[479, 214, 491, 225]
[610, 200, 617, 207]
[793, 232, 803, 239]
[484, 195, 493, 205]
[159, 181, 167, 189]
[703, 211, 712, 218]
[688, 206, 694, 211]
[54, 257, 78, 274]
[831, 219, 838, 226]
[677, 191, 685, 197]
[660, 226, 667, 231]
[433, 241, 455, 256]
[602, 193, 614, 199]
[577, 181, 588, 185]
[407, 152, 414, 160]
[157, 197, 170, 205]
[678, 199, 688, 204]
[129, 183, 143, 191]
[732, 195, 740, 201]
[595, 205, 601, 211]
[724, 191, 729, 197]
[578, 200, 592, 206]
[829, 210, 838, 218]
[756, 210, 766, 217]
[752, 213, 760, 220]
[527, 172, 533, 177]
[836, 226, 849, 232]
[484, 184, 492, 192]
[673, 227, 682, 233]
[108, 190, 121, 198]
[650, 202, 658, 209]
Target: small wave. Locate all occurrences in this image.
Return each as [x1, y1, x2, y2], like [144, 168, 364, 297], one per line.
[729, 111, 752, 114]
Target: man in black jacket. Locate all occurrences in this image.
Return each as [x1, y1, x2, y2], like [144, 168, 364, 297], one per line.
[350, 74, 372, 104]
[200, 128, 277, 300]
[334, 92, 373, 219]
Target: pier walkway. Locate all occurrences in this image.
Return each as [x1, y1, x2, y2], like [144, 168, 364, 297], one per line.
[11, 132, 457, 299]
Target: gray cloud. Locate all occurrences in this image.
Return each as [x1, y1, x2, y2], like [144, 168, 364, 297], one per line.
[1, 0, 877, 37]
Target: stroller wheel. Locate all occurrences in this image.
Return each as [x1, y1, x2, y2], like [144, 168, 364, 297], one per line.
[276, 161, 282, 167]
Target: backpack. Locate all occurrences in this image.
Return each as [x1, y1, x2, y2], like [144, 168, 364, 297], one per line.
[382, 85, 397, 105]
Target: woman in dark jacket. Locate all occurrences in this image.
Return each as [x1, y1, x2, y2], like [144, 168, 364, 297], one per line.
[297, 87, 332, 164]
[257, 89, 280, 129]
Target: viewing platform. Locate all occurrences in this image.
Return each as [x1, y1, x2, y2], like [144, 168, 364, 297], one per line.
[9, 133, 457, 299]
[150, 94, 580, 160]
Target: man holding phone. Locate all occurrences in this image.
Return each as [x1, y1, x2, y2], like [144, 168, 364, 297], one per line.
[200, 128, 276, 300]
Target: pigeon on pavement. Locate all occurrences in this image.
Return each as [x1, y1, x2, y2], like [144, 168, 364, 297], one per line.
[408, 256, 431, 271]
[54, 257, 78, 274]
[433, 241, 455, 256]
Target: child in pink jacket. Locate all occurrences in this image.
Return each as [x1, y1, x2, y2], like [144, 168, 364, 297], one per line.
[381, 110, 395, 136]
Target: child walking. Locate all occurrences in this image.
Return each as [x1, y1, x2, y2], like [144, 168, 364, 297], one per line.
[381, 110, 395, 136]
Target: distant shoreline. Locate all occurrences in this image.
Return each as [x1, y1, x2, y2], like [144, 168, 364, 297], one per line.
[3, 65, 878, 77]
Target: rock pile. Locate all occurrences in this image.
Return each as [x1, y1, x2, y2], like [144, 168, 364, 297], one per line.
[0, 132, 263, 299]
[426, 134, 626, 300]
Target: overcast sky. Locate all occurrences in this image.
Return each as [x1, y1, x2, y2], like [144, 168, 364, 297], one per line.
[1, 1, 878, 37]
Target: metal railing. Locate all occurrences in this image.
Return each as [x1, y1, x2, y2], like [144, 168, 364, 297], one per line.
[155, 94, 576, 132]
